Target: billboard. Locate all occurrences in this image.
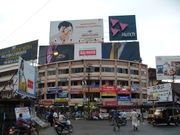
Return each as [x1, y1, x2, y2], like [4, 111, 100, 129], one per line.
[0, 40, 38, 65]
[39, 41, 141, 65]
[16, 57, 36, 98]
[50, 19, 103, 45]
[109, 15, 137, 41]
[147, 83, 172, 102]
[39, 45, 74, 64]
[15, 107, 31, 120]
[74, 43, 102, 60]
[102, 42, 141, 61]
[156, 56, 180, 80]
[101, 85, 117, 96]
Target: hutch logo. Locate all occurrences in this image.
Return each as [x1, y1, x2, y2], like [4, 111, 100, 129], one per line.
[79, 49, 96, 56]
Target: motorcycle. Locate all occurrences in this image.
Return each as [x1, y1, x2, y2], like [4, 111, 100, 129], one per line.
[54, 119, 73, 135]
[8, 120, 39, 135]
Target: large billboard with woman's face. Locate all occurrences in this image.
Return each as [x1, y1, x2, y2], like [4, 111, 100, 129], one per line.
[49, 19, 104, 45]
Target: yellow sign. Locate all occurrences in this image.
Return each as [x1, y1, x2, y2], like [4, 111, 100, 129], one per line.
[54, 98, 69, 102]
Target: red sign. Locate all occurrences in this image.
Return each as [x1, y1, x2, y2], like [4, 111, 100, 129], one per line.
[117, 87, 131, 94]
[102, 101, 118, 106]
[40, 100, 54, 106]
[79, 50, 96, 56]
[101, 85, 116, 92]
[27, 80, 33, 89]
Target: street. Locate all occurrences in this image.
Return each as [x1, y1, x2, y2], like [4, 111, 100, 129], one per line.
[40, 120, 180, 135]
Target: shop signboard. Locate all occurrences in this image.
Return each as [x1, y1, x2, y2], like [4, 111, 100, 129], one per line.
[102, 101, 118, 106]
[117, 96, 131, 101]
[48, 88, 62, 94]
[117, 87, 131, 94]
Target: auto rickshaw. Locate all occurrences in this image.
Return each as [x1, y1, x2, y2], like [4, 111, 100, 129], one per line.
[152, 107, 180, 126]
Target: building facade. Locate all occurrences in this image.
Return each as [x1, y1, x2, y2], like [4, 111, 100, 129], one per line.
[37, 59, 148, 109]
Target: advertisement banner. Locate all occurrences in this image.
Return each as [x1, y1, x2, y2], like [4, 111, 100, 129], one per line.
[0, 40, 38, 65]
[74, 43, 102, 60]
[147, 83, 173, 102]
[156, 56, 180, 80]
[39, 45, 74, 64]
[102, 42, 141, 61]
[50, 19, 103, 45]
[117, 96, 131, 101]
[109, 15, 137, 41]
[16, 57, 36, 98]
[102, 101, 118, 106]
[15, 107, 31, 120]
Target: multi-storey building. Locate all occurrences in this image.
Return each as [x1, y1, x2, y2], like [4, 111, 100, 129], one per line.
[37, 59, 148, 109]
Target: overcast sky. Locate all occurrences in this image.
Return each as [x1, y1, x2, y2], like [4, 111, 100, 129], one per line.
[0, 0, 180, 68]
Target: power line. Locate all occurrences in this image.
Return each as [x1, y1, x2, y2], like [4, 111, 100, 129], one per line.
[0, 0, 52, 44]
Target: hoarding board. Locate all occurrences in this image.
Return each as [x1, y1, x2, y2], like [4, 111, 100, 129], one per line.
[74, 43, 102, 60]
[39, 45, 74, 64]
[109, 15, 137, 41]
[0, 40, 38, 65]
[17, 57, 36, 98]
[102, 42, 141, 61]
[50, 19, 103, 45]
[147, 83, 172, 102]
[15, 107, 31, 120]
[156, 56, 180, 80]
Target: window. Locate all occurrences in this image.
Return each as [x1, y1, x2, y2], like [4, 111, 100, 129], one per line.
[39, 72, 45, 77]
[117, 81, 128, 86]
[102, 67, 114, 72]
[47, 70, 56, 76]
[141, 82, 147, 87]
[71, 68, 83, 73]
[58, 82, 68, 86]
[131, 93, 140, 98]
[47, 82, 55, 87]
[90, 67, 100, 72]
[71, 81, 78, 86]
[38, 83, 45, 88]
[46, 94, 55, 99]
[117, 68, 128, 74]
[130, 69, 139, 75]
[58, 69, 69, 74]
[142, 94, 147, 99]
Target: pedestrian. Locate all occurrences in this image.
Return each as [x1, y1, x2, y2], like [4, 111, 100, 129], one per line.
[131, 109, 139, 131]
[48, 110, 54, 127]
[113, 110, 120, 131]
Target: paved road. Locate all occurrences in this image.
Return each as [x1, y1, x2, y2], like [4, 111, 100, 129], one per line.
[40, 120, 180, 135]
